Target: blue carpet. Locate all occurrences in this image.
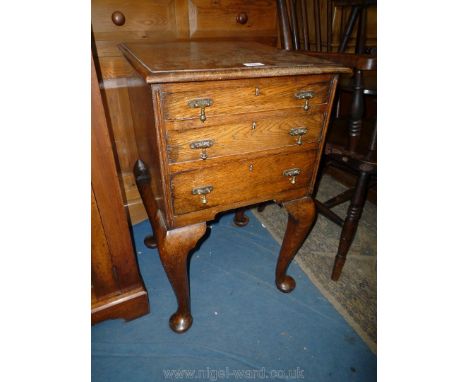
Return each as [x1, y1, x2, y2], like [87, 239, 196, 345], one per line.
[92, 210, 376, 381]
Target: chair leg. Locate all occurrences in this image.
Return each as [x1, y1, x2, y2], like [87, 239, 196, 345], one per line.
[331, 171, 370, 281]
[315, 200, 344, 226]
[323, 187, 355, 208]
[348, 69, 364, 153]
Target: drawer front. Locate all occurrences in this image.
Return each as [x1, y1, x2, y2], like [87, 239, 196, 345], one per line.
[92, 0, 187, 78]
[188, 0, 277, 41]
[160, 75, 333, 122]
[166, 111, 325, 164]
[92, 0, 185, 55]
[171, 150, 317, 215]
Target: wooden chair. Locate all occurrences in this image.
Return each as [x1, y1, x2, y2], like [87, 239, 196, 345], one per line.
[277, 0, 377, 281]
[327, 0, 377, 54]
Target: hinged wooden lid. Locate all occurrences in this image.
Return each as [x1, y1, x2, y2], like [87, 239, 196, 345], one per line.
[119, 41, 351, 84]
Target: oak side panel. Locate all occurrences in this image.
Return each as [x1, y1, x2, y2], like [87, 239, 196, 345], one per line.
[91, 187, 119, 298]
[100, 78, 147, 224]
[91, 55, 144, 291]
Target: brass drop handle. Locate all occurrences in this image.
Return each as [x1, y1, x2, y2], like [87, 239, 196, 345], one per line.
[192, 186, 213, 205]
[190, 139, 214, 160]
[295, 91, 315, 111]
[289, 127, 308, 145]
[188, 98, 213, 122]
[283, 168, 301, 184]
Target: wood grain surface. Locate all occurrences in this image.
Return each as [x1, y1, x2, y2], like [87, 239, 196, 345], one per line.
[91, 53, 149, 323]
[165, 111, 325, 164]
[188, 0, 277, 40]
[171, 149, 317, 215]
[119, 41, 351, 83]
[160, 75, 333, 120]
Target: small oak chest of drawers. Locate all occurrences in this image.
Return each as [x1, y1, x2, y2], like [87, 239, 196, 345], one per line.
[120, 41, 349, 332]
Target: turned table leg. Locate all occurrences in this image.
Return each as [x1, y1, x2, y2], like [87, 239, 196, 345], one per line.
[134, 159, 206, 333]
[275, 197, 316, 293]
[233, 207, 249, 227]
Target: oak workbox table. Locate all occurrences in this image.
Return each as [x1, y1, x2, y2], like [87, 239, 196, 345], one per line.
[120, 41, 350, 333]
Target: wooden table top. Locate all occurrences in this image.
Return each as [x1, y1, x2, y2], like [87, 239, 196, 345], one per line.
[119, 41, 351, 83]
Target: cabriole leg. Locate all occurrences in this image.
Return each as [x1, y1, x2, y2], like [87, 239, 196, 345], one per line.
[275, 197, 316, 293]
[134, 159, 206, 333]
[158, 222, 206, 333]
